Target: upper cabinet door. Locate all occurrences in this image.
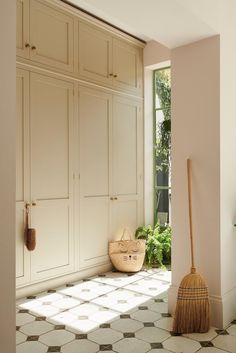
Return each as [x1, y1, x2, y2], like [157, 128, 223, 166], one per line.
[30, 0, 74, 72]
[78, 22, 113, 85]
[17, 0, 30, 58]
[113, 38, 143, 95]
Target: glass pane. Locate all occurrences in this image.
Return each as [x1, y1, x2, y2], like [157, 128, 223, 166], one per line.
[154, 68, 171, 110]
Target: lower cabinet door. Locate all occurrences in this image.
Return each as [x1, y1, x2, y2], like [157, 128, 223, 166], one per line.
[16, 203, 30, 286]
[110, 196, 143, 241]
[30, 200, 74, 281]
[79, 197, 110, 268]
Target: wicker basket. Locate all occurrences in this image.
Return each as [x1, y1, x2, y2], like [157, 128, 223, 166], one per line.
[109, 228, 146, 272]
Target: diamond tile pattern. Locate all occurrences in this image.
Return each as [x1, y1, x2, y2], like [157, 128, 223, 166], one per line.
[16, 268, 236, 353]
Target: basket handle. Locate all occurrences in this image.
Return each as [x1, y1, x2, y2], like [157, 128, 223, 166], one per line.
[121, 227, 132, 241]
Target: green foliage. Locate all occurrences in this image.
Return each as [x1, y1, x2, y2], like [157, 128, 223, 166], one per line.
[135, 224, 171, 267]
[155, 69, 171, 173]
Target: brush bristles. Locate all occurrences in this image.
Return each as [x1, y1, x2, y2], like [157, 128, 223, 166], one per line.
[173, 272, 210, 333]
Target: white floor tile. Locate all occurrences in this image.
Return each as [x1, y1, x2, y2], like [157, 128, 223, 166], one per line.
[16, 341, 47, 353]
[16, 331, 27, 345]
[61, 339, 99, 353]
[16, 313, 35, 326]
[113, 337, 150, 353]
[163, 336, 201, 353]
[39, 329, 74, 346]
[213, 334, 236, 353]
[88, 328, 123, 344]
[20, 320, 54, 336]
[111, 318, 143, 333]
[135, 326, 170, 343]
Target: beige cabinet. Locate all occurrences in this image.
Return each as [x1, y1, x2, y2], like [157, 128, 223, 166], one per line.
[16, 68, 30, 286]
[111, 96, 143, 240]
[16, 69, 75, 285]
[78, 22, 113, 86]
[17, 0, 30, 58]
[77, 22, 143, 95]
[113, 39, 142, 94]
[78, 86, 112, 268]
[30, 73, 75, 280]
[17, 0, 74, 72]
[78, 87, 143, 269]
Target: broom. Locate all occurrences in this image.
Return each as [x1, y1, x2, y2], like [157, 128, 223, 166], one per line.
[172, 158, 210, 333]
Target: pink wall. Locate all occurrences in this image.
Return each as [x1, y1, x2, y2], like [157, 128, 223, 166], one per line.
[169, 35, 222, 327]
[0, 0, 16, 352]
[144, 40, 170, 67]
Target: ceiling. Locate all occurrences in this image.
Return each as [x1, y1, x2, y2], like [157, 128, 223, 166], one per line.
[67, 0, 220, 48]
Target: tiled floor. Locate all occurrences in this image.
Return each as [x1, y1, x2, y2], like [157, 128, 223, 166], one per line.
[16, 269, 236, 353]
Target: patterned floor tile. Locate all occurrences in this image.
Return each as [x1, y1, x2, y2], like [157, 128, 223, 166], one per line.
[16, 312, 36, 326]
[91, 271, 143, 287]
[135, 326, 170, 343]
[198, 348, 229, 353]
[183, 327, 218, 342]
[61, 339, 99, 353]
[125, 278, 170, 297]
[16, 269, 236, 353]
[39, 329, 74, 346]
[111, 318, 143, 333]
[113, 337, 150, 353]
[20, 320, 54, 336]
[16, 331, 27, 345]
[16, 341, 48, 353]
[131, 309, 161, 323]
[59, 281, 114, 301]
[154, 317, 173, 331]
[88, 328, 123, 344]
[213, 334, 236, 352]
[227, 324, 236, 337]
[163, 336, 201, 353]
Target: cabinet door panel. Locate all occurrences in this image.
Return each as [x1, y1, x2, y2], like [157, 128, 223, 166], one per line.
[80, 197, 109, 267]
[111, 198, 139, 241]
[31, 200, 73, 279]
[78, 22, 112, 85]
[30, 0, 74, 72]
[30, 73, 74, 281]
[16, 69, 30, 286]
[112, 97, 140, 196]
[79, 87, 111, 197]
[79, 87, 111, 268]
[17, 0, 29, 58]
[113, 39, 142, 94]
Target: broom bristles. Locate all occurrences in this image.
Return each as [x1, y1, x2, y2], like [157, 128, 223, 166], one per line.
[173, 270, 210, 333]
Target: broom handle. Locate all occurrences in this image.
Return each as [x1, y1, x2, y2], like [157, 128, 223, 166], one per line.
[187, 159, 196, 273]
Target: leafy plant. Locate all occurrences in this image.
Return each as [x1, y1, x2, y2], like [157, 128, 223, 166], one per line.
[135, 224, 171, 267]
[155, 69, 171, 173]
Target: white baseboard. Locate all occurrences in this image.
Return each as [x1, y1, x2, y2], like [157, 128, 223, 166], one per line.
[16, 263, 112, 299]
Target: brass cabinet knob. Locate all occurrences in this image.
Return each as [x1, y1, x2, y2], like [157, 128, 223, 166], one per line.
[110, 197, 114, 200]
[114, 197, 118, 200]
[25, 43, 31, 48]
[31, 45, 37, 50]
[109, 73, 113, 76]
[113, 74, 118, 78]
[32, 202, 37, 206]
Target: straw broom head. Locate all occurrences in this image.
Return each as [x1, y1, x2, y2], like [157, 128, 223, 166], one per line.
[172, 159, 210, 333]
[172, 267, 210, 333]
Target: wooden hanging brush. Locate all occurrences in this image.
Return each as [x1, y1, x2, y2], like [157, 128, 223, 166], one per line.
[172, 158, 210, 333]
[25, 203, 36, 251]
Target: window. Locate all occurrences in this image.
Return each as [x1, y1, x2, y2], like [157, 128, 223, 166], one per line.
[153, 67, 171, 225]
